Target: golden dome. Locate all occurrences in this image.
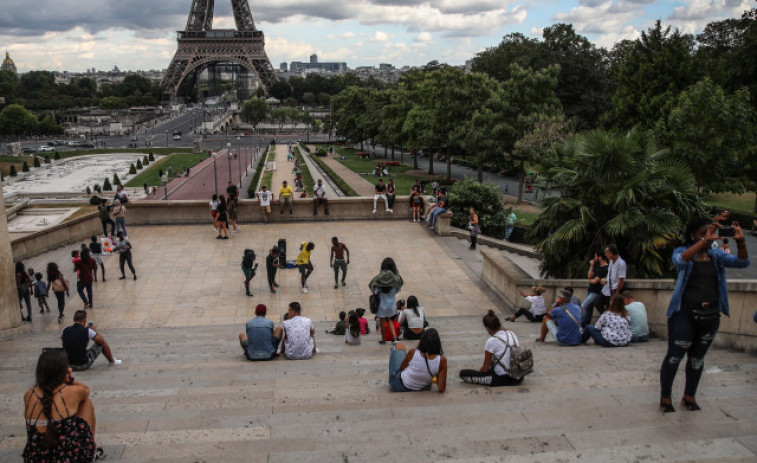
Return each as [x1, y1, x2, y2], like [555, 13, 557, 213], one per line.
[2, 50, 17, 74]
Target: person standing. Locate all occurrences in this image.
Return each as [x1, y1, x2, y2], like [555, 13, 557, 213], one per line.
[73, 249, 97, 310]
[468, 207, 480, 250]
[386, 179, 396, 212]
[216, 196, 229, 240]
[601, 244, 626, 298]
[226, 181, 239, 201]
[227, 194, 240, 233]
[97, 199, 115, 238]
[112, 200, 127, 237]
[313, 179, 329, 216]
[659, 218, 749, 413]
[410, 188, 423, 222]
[16, 261, 33, 322]
[114, 185, 129, 204]
[296, 241, 315, 293]
[257, 186, 272, 225]
[369, 257, 404, 343]
[115, 231, 137, 280]
[329, 237, 350, 289]
[279, 180, 293, 215]
[504, 208, 516, 241]
[88, 236, 106, 282]
[582, 252, 609, 326]
[209, 194, 220, 233]
[241, 249, 258, 297]
[373, 179, 390, 213]
[32, 272, 51, 315]
[266, 246, 281, 294]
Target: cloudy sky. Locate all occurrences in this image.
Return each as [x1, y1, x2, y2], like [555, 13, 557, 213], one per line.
[0, 0, 751, 73]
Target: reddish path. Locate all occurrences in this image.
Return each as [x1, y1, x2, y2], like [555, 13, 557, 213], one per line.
[165, 148, 257, 200]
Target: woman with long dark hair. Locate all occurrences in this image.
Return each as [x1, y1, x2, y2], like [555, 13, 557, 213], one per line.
[23, 349, 102, 462]
[369, 257, 404, 343]
[398, 295, 426, 340]
[388, 328, 447, 392]
[46, 263, 70, 324]
[16, 261, 33, 321]
[345, 310, 362, 345]
[659, 217, 749, 412]
[580, 293, 631, 347]
[459, 310, 523, 387]
[216, 196, 229, 240]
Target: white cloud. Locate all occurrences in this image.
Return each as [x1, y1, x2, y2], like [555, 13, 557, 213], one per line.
[552, 1, 640, 34]
[371, 30, 391, 42]
[593, 25, 641, 48]
[667, 0, 751, 33]
[415, 32, 433, 42]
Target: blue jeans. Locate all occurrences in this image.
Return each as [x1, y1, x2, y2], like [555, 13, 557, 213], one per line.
[76, 281, 93, 306]
[659, 309, 719, 399]
[388, 346, 410, 392]
[101, 218, 115, 237]
[429, 207, 447, 227]
[115, 217, 127, 236]
[505, 227, 514, 241]
[581, 325, 617, 347]
[581, 292, 606, 327]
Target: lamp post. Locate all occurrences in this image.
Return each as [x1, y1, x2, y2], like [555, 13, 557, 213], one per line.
[237, 136, 242, 187]
[226, 142, 232, 182]
[212, 151, 218, 196]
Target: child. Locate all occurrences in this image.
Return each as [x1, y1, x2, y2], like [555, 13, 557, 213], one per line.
[355, 308, 370, 335]
[326, 311, 346, 335]
[507, 286, 547, 323]
[345, 310, 362, 345]
[32, 272, 50, 314]
[89, 236, 106, 281]
[381, 314, 401, 342]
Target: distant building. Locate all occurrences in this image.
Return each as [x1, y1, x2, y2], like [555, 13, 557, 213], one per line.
[2, 51, 17, 75]
[280, 62, 288, 72]
[290, 54, 347, 73]
[379, 63, 394, 71]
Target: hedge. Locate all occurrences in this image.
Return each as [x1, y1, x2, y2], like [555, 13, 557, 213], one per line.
[308, 152, 359, 196]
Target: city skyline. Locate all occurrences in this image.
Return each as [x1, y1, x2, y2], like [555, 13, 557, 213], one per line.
[0, 0, 751, 73]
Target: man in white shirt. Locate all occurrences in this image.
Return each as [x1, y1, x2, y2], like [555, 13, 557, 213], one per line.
[601, 244, 626, 297]
[257, 185, 272, 225]
[312, 179, 329, 216]
[282, 302, 316, 360]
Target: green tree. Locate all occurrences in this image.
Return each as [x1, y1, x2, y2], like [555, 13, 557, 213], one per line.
[331, 87, 370, 147]
[148, 152, 155, 161]
[532, 129, 704, 278]
[143, 155, 149, 166]
[136, 159, 143, 169]
[605, 21, 697, 129]
[38, 116, 64, 135]
[22, 161, 29, 172]
[240, 98, 268, 127]
[655, 77, 756, 193]
[0, 104, 38, 136]
[33, 156, 41, 168]
[472, 33, 545, 82]
[270, 108, 288, 130]
[448, 178, 509, 239]
[53, 151, 60, 160]
[44, 154, 51, 164]
[9, 165, 17, 176]
[19, 71, 56, 100]
[0, 70, 19, 104]
[129, 163, 137, 174]
[100, 96, 125, 110]
[113, 173, 121, 186]
[103, 178, 112, 191]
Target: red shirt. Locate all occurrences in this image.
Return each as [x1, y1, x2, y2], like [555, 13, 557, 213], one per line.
[74, 258, 97, 283]
[358, 317, 369, 335]
[382, 320, 401, 341]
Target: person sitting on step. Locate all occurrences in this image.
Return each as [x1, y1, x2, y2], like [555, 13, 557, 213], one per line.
[61, 310, 121, 371]
[239, 304, 282, 361]
[507, 286, 547, 323]
[459, 310, 524, 387]
[387, 328, 447, 393]
[536, 290, 582, 346]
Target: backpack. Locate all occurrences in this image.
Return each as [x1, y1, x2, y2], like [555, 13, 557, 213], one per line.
[242, 249, 256, 269]
[491, 332, 533, 380]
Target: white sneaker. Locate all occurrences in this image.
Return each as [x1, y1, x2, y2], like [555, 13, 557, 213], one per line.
[110, 359, 122, 365]
[301, 287, 309, 294]
[387, 209, 393, 213]
[372, 209, 377, 214]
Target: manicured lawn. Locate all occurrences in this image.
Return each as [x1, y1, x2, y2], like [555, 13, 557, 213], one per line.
[60, 147, 195, 159]
[292, 147, 314, 194]
[334, 148, 431, 195]
[703, 192, 756, 213]
[125, 152, 208, 187]
[261, 169, 274, 190]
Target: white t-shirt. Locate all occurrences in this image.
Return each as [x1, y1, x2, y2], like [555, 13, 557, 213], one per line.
[525, 295, 546, 316]
[257, 191, 271, 206]
[314, 184, 326, 199]
[283, 316, 314, 360]
[209, 200, 219, 211]
[398, 306, 426, 329]
[602, 256, 627, 296]
[486, 330, 519, 376]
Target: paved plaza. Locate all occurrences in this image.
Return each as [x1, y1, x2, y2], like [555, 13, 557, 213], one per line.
[1, 221, 756, 462]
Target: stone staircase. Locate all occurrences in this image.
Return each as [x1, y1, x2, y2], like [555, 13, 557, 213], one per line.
[0, 315, 755, 462]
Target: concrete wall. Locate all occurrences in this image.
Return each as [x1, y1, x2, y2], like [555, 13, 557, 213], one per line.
[0, 187, 30, 338]
[480, 248, 757, 353]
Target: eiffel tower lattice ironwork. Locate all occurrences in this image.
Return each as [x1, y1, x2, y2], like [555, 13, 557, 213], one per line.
[162, 0, 278, 100]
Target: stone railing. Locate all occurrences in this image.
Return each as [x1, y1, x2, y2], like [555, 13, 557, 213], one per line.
[480, 248, 757, 353]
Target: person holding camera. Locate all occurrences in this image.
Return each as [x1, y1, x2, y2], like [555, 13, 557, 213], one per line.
[61, 310, 121, 371]
[582, 252, 609, 327]
[659, 218, 749, 413]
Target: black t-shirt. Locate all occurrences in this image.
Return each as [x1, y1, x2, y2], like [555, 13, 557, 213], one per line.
[438, 195, 448, 208]
[411, 184, 421, 193]
[62, 324, 90, 366]
[682, 260, 719, 309]
[266, 254, 279, 272]
[375, 184, 386, 193]
[226, 185, 238, 198]
[588, 264, 608, 294]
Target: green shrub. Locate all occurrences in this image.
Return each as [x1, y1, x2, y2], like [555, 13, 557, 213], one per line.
[54, 151, 60, 160]
[308, 152, 358, 196]
[129, 163, 137, 174]
[136, 159, 143, 169]
[247, 149, 268, 198]
[316, 147, 327, 157]
[33, 157, 41, 168]
[448, 178, 507, 239]
[148, 152, 155, 161]
[22, 161, 30, 172]
[44, 154, 51, 164]
[89, 195, 102, 206]
[103, 178, 112, 191]
[9, 165, 17, 176]
[143, 155, 149, 166]
[113, 173, 121, 186]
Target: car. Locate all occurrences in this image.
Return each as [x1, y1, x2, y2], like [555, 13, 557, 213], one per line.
[68, 140, 83, 147]
[22, 147, 36, 154]
[173, 134, 182, 140]
[80, 141, 94, 148]
[38, 146, 54, 152]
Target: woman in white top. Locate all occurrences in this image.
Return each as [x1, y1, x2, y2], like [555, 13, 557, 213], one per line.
[209, 194, 220, 233]
[460, 310, 524, 386]
[388, 328, 447, 393]
[398, 295, 427, 340]
[507, 286, 547, 323]
[344, 310, 361, 345]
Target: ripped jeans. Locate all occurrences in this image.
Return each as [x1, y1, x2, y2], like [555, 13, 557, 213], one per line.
[659, 308, 719, 399]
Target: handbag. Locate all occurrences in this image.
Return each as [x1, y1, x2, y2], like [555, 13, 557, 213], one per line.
[369, 293, 379, 314]
[690, 302, 720, 328]
[51, 279, 65, 292]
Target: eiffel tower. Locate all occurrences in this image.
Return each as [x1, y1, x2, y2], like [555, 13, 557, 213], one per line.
[162, 0, 278, 101]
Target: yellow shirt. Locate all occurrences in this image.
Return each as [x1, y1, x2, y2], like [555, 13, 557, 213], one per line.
[279, 185, 293, 197]
[296, 241, 311, 265]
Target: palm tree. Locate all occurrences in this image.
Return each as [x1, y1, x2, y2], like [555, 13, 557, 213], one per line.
[532, 128, 704, 278]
